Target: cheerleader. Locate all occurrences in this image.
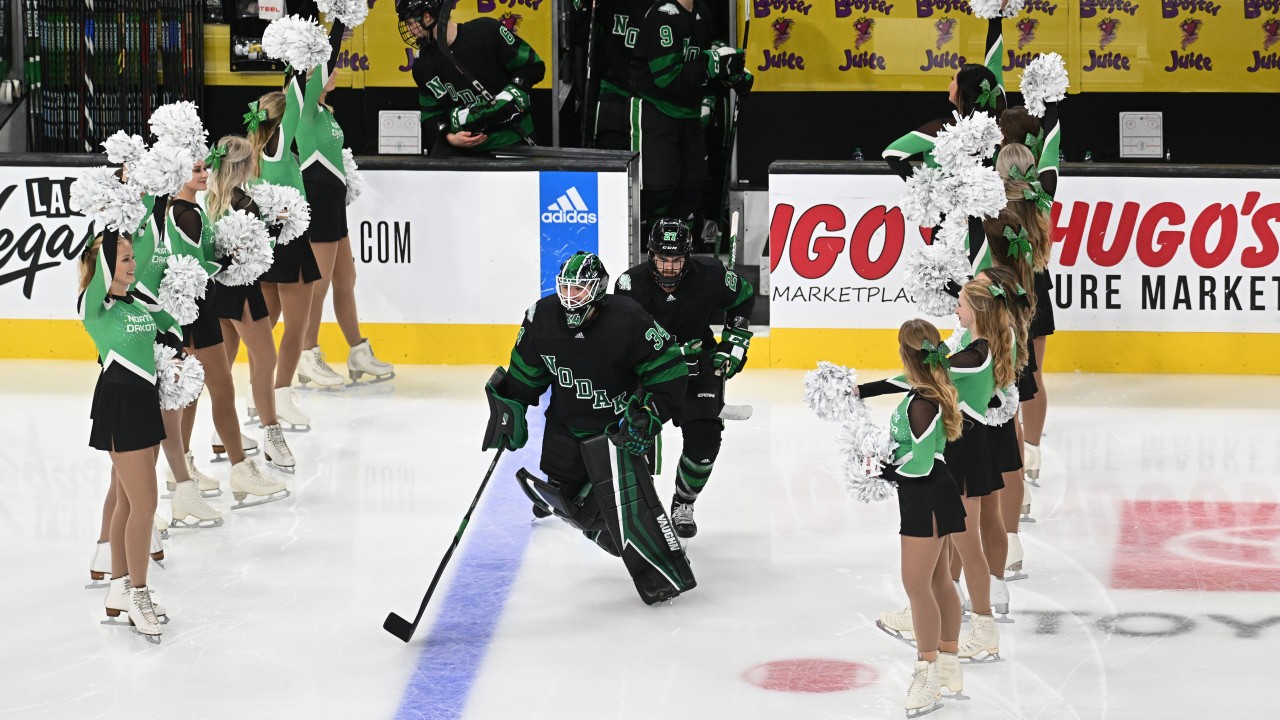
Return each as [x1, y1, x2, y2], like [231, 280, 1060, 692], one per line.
[208, 136, 298, 492]
[293, 19, 395, 387]
[79, 229, 165, 643]
[245, 87, 319, 430]
[168, 155, 280, 514]
[858, 320, 968, 715]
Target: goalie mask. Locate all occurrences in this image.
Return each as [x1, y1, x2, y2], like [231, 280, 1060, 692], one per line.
[646, 219, 692, 290]
[556, 251, 608, 329]
[397, 0, 451, 46]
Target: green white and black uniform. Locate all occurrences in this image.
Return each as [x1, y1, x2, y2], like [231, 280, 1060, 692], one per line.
[298, 20, 350, 244]
[412, 18, 545, 155]
[212, 188, 279, 322]
[613, 255, 754, 506]
[883, 391, 967, 537]
[260, 64, 320, 284]
[590, 0, 650, 150]
[80, 230, 166, 452]
[129, 194, 189, 343]
[169, 198, 225, 349]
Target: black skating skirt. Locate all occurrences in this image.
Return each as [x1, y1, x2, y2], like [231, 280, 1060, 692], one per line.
[945, 416, 1004, 498]
[214, 280, 269, 322]
[887, 461, 967, 538]
[181, 279, 224, 349]
[1030, 270, 1055, 338]
[991, 417, 1023, 473]
[1016, 339, 1040, 401]
[90, 378, 165, 452]
[303, 167, 349, 244]
[260, 230, 321, 283]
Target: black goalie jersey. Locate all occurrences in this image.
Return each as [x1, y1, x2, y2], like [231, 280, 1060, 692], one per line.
[504, 294, 689, 436]
[613, 256, 755, 365]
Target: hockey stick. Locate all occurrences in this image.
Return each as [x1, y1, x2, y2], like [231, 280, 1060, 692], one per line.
[383, 446, 506, 643]
[578, 0, 598, 147]
[716, 210, 753, 421]
[718, 2, 749, 229]
[433, 1, 536, 147]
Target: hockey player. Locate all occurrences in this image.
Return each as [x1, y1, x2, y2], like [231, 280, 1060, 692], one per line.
[482, 251, 696, 604]
[582, 0, 650, 150]
[397, 0, 546, 156]
[613, 219, 753, 538]
[629, 0, 751, 230]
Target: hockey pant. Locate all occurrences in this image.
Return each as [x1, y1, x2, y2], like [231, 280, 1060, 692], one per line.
[673, 370, 724, 503]
[630, 98, 707, 228]
[594, 92, 631, 151]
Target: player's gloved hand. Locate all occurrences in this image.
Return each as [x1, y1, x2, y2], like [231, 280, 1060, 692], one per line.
[713, 327, 752, 379]
[482, 368, 529, 451]
[726, 70, 754, 93]
[450, 84, 530, 133]
[700, 95, 715, 128]
[704, 44, 745, 81]
[678, 338, 703, 377]
[609, 392, 662, 456]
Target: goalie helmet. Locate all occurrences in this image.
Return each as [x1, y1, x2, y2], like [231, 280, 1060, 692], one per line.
[556, 251, 608, 329]
[397, 0, 452, 46]
[646, 218, 692, 290]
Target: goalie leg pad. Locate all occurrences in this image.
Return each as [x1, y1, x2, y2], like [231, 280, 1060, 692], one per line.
[515, 467, 605, 533]
[581, 434, 697, 605]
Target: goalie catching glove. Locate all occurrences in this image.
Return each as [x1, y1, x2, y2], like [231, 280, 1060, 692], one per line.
[449, 84, 530, 134]
[482, 367, 529, 451]
[608, 393, 662, 456]
[713, 327, 752, 379]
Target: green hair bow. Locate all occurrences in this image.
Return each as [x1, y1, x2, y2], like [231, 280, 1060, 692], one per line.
[243, 101, 268, 134]
[976, 79, 999, 111]
[205, 144, 228, 172]
[1023, 181, 1053, 215]
[1024, 129, 1045, 159]
[1015, 283, 1028, 297]
[1007, 163, 1036, 183]
[1003, 226, 1033, 262]
[920, 340, 951, 370]
[988, 283, 1007, 299]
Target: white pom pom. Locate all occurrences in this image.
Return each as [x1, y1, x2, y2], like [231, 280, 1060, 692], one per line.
[971, 0, 1025, 19]
[263, 15, 332, 71]
[70, 167, 147, 232]
[102, 131, 147, 166]
[128, 144, 194, 197]
[149, 102, 209, 159]
[1020, 52, 1069, 118]
[343, 148, 365, 206]
[933, 112, 1002, 168]
[836, 415, 898, 503]
[158, 255, 209, 326]
[804, 362, 867, 424]
[948, 161, 1008, 220]
[214, 210, 274, 286]
[903, 237, 969, 317]
[155, 343, 206, 410]
[248, 182, 311, 245]
[985, 384, 1020, 426]
[317, 0, 370, 28]
[900, 166, 949, 228]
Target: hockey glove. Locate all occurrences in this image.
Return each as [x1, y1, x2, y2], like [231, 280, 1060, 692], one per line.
[449, 84, 530, 134]
[727, 70, 754, 93]
[704, 45, 745, 81]
[678, 338, 704, 377]
[483, 368, 530, 451]
[609, 393, 662, 456]
[713, 327, 752, 379]
[700, 95, 715, 128]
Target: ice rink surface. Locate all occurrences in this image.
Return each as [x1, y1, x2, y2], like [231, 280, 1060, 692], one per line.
[1, 361, 1277, 719]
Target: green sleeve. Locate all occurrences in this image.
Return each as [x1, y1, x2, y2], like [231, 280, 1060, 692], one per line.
[304, 21, 345, 118]
[985, 17, 1005, 97]
[283, 73, 304, 148]
[882, 131, 938, 166]
[491, 20, 545, 89]
[630, 318, 689, 422]
[1037, 102, 1061, 197]
[81, 241, 112, 322]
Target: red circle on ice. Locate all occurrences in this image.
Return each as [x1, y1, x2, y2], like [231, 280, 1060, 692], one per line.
[742, 659, 879, 694]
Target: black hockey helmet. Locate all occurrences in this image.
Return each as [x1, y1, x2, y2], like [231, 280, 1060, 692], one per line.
[397, 0, 452, 46]
[647, 218, 692, 290]
[556, 251, 609, 329]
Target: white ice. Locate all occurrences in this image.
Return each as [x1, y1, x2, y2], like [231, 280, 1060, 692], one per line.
[0, 361, 1276, 719]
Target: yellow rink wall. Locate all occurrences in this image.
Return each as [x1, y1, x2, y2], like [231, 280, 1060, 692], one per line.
[3, 320, 1277, 375]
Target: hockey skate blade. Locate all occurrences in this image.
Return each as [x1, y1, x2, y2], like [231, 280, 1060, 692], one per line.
[906, 700, 942, 718]
[876, 620, 917, 648]
[170, 516, 225, 529]
[230, 489, 291, 510]
[719, 404, 753, 421]
[383, 612, 415, 643]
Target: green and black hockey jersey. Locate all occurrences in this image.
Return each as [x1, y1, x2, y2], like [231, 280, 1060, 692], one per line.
[596, 0, 651, 99]
[504, 294, 689, 437]
[613, 256, 753, 364]
[630, 0, 714, 120]
[412, 18, 545, 151]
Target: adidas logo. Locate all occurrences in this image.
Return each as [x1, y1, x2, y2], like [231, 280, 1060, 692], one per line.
[666, 294, 676, 301]
[541, 187, 598, 224]
[575, 332, 585, 338]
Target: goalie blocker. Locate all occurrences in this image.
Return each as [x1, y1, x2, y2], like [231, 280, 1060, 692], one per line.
[515, 434, 696, 605]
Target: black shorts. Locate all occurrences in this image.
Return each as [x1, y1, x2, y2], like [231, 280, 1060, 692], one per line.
[303, 167, 349, 244]
[1031, 270, 1055, 338]
[260, 230, 321, 284]
[214, 281, 269, 321]
[945, 416, 1004, 498]
[991, 417, 1023, 473]
[181, 279, 224, 349]
[887, 461, 967, 538]
[90, 378, 165, 452]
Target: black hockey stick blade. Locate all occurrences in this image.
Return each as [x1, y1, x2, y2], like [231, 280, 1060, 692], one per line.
[383, 445, 506, 643]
